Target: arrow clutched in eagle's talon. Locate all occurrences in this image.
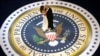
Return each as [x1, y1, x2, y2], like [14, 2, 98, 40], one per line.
[62, 36, 67, 40]
[60, 37, 67, 43]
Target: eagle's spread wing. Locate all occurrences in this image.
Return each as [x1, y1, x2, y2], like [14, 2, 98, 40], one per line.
[34, 27, 46, 38]
[55, 23, 63, 36]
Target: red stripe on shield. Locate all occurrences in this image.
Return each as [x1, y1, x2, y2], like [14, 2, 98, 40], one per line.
[46, 32, 57, 41]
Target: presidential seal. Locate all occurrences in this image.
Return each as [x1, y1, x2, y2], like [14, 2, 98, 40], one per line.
[0, 1, 100, 56]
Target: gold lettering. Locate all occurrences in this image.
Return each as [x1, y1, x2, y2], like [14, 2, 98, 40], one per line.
[54, 9, 63, 13]
[65, 51, 70, 56]
[15, 37, 21, 44]
[20, 45, 27, 50]
[70, 48, 76, 53]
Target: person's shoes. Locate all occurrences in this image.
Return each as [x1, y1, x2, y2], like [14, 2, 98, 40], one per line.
[44, 28, 56, 33]
[49, 28, 56, 32]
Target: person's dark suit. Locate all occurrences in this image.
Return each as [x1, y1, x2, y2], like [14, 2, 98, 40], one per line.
[46, 7, 54, 30]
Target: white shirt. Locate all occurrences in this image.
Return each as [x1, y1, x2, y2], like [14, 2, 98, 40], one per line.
[42, 15, 48, 31]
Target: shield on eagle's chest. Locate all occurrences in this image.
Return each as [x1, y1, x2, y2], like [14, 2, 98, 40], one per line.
[45, 32, 57, 41]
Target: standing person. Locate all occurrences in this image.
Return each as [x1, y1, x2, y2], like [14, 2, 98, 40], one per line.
[40, 5, 54, 32]
[44, 5, 54, 31]
[40, 6, 48, 31]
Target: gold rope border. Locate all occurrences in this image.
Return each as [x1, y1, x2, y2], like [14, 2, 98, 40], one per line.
[9, 6, 91, 56]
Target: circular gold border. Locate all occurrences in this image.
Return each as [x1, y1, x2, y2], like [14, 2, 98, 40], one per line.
[9, 6, 91, 56]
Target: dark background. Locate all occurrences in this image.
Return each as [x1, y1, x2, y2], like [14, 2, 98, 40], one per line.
[0, 0, 99, 56]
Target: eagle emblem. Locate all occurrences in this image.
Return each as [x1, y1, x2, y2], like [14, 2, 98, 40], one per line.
[32, 5, 70, 47]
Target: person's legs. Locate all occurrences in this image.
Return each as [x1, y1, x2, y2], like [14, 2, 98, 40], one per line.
[48, 22, 54, 30]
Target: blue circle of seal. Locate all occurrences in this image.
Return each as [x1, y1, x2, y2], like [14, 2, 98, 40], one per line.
[21, 13, 79, 53]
